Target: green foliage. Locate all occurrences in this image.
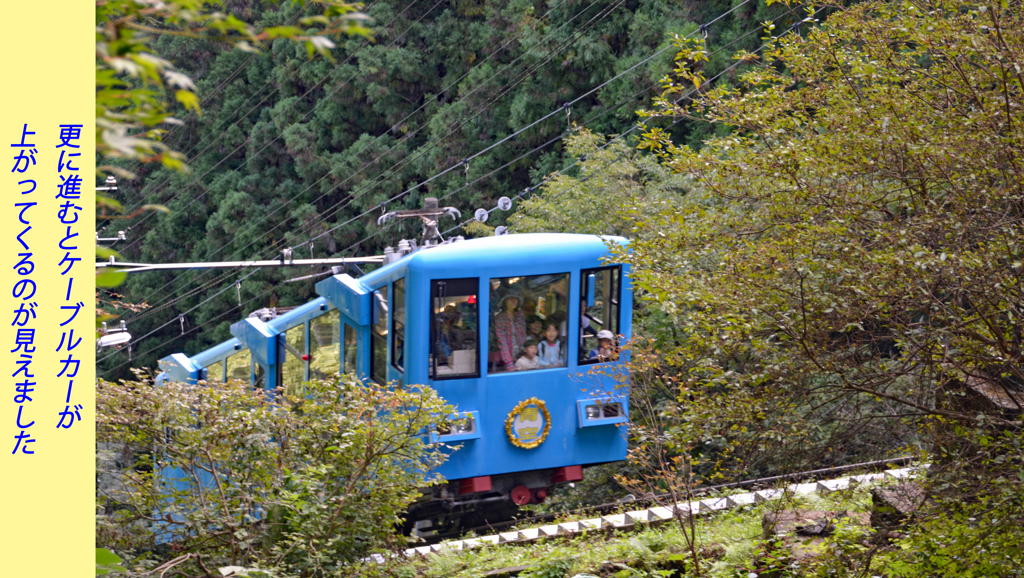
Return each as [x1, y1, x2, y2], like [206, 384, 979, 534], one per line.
[96, 376, 453, 577]
[510, 129, 688, 238]
[520, 557, 575, 578]
[875, 426, 1024, 577]
[619, 0, 1024, 572]
[96, 548, 127, 576]
[628, 0, 1024, 473]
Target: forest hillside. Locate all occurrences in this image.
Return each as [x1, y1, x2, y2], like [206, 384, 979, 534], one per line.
[99, 0, 802, 377]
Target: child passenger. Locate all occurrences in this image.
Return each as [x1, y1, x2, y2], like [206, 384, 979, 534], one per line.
[588, 330, 618, 361]
[526, 315, 544, 343]
[537, 323, 564, 367]
[514, 338, 540, 371]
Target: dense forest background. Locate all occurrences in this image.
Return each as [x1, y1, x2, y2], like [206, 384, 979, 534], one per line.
[99, 0, 802, 378]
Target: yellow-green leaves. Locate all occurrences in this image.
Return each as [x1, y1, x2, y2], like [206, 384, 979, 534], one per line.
[175, 89, 200, 112]
[626, 2, 1024, 554]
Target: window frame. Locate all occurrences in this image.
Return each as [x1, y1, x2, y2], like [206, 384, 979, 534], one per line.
[342, 322, 357, 376]
[578, 265, 622, 366]
[429, 277, 481, 381]
[391, 278, 405, 372]
[370, 287, 389, 385]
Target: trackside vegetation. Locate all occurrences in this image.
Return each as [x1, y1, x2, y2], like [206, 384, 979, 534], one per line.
[97, 377, 452, 577]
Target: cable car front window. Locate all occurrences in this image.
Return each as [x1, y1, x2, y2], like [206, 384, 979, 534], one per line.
[281, 323, 306, 397]
[310, 309, 340, 380]
[255, 363, 266, 389]
[430, 278, 478, 379]
[371, 289, 388, 384]
[579, 266, 621, 364]
[205, 361, 223, 384]
[225, 349, 251, 383]
[489, 273, 570, 374]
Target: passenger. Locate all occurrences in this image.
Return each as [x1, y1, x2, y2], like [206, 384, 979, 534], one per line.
[587, 329, 618, 361]
[526, 314, 544, 343]
[493, 293, 527, 370]
[548, 310, 568, 338]
[435, 306, 461, 359]
[537, 323, 564, 367]
[514, 338, 540, 371]
[522, 296, 538, 317]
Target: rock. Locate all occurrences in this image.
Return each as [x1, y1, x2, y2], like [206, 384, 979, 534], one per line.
[870, 483, 924, 529]
[796, 519, 834, 537]
[762, 510, 869, 561]
[762, 510, 829, 539]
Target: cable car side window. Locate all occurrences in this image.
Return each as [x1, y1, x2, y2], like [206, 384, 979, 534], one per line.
[371, 288, 388, 384]
[430, 278, 479, 379]
[579, 266, 621, 365]
[392, 278, 405, 372]
[489, 273, 570, 373]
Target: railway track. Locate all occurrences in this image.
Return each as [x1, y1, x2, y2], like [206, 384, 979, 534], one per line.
[417, 456, 918, 546]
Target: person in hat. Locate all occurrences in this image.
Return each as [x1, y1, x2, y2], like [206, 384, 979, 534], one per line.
[493, 292, 526, 370]
[514, 338, 540, 371]
[587, 329, 618, 361]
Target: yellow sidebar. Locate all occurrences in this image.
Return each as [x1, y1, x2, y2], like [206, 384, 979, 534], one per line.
[0, 1, 95, 574]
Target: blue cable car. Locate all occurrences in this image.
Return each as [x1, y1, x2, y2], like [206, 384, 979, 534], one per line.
[159, 233, 632, 533]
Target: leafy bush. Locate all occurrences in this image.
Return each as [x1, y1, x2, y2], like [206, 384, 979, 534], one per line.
[97, 376, 452, 577]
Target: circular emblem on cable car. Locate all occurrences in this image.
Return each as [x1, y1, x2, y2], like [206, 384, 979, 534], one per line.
[505, 397, 551, 449]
